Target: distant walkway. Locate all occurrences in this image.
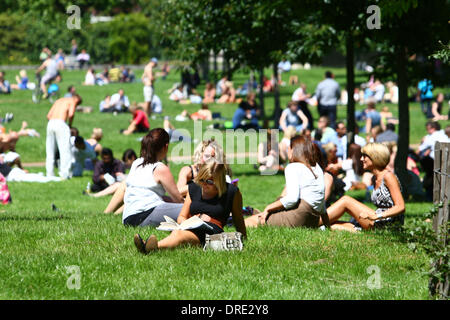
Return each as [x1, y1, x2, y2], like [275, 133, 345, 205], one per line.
[0, 64, 147, 71]
[22, 152, 259, 167]
[21, 145, 421, 168]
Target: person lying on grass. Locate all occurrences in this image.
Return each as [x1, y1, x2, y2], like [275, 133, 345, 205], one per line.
[320, 142, 405, 232]
[245, 135, 328, 229]
[134, 161, 247, 254]
[121, 128, 184, 227]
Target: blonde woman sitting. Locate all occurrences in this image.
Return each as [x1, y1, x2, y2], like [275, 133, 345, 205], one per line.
[321, 143, 405, 232]
[133, 162, 247, 254]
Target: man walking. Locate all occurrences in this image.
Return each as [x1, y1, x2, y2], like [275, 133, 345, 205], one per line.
[315, 71, 341, 129]
[46, 95, 82, 179]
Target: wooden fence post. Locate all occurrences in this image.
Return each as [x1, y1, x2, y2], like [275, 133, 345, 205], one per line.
[431, 142, 449, 299]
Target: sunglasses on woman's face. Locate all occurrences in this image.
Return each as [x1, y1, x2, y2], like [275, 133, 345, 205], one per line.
[199, 179, 215, 186]
[361, 153, 372, 160]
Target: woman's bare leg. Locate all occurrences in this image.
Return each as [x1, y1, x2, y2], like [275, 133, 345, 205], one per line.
[157, 230, 201, 249]
[325, 195, 376, 229]
[103, 182, 126, 213]
[114, 204, 124, 215]
[330, 222, 359, 232]
[245, 213, 266, 227]
[92, 182, 120, 198]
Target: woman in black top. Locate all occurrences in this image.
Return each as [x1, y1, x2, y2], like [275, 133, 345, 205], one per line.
[134, 162, 247, 253]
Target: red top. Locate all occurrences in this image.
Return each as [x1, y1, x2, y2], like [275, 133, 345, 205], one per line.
[133, 110, 149, 129]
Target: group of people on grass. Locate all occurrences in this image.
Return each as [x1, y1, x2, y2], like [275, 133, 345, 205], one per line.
[98, 127, 407, 254]
[3, 53, 449, 256]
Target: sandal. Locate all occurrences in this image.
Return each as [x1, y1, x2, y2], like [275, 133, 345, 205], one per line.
[134, 234, 147, 254]
[145, 235, 158, 253]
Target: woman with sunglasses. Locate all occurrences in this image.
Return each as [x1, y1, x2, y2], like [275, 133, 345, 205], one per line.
[245, 135, 327, 228]
[121, 128, 184, 227]
[134, 161, 247, 253]
[322, 143, 405, 232]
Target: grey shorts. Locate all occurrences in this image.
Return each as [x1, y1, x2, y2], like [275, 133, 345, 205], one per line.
[139, 202, 183, 227]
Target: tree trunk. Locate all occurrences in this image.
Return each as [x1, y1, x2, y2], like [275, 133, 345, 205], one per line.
[249, 71, 255, 93]
[345, 32, 356, 157]
[226, 59, 233, 81]
[202, 58, 209, 83]
[394, 44, 410, 194]
[213, 52, 217, 83]
[259, 68, 266, 123]
[272, 63, 282, 128]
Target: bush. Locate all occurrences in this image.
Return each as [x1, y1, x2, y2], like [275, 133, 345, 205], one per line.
[0, 13, 28, 64]
[108, 13, 153, 64]
[1, 12, 158, 65]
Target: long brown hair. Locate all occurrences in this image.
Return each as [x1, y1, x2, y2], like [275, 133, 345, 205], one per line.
[348, 143, 364, 176]
[139, 128, 169, 167]
[290, 135, 318, 179]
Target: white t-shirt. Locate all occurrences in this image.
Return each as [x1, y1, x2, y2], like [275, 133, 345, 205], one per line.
[151, 94, 162, 113]
[169, 89, 184, 101]
[280, 162, 325, 212]
[419, 130, 449, 159]
[110, 93, 130, 110]
[291, 87, 304, 101]
[342, 159, 361, 191]
[84, 71, 95, 85]
[123, 158, 166, 221]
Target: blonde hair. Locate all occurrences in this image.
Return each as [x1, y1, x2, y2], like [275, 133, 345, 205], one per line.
[193, 139, 223, 165]
[192, 139, 232, 177]
[362, 143, 390, 169]
[322, 142, 336, 154]
[19, 69, 27, 78]
[225, 81, 233, 88]
[91, 128, 103, 141]
[194, 162, 227, 197]
[284, 126, 297, 139]
[371, 125, 383, 137]
[129, 102, 139, 113]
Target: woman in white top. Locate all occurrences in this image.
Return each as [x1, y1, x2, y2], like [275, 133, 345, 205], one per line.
[245, 135, 327, 228]
[83, 68, 96, 86]
[122, 128, 184, 227]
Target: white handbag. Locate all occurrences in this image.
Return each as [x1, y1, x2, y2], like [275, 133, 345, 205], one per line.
[203, 232, 244, 251]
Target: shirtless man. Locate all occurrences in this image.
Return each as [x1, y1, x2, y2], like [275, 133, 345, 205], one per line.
[46, 95, 82, 179]
[142, 57, 158, 116]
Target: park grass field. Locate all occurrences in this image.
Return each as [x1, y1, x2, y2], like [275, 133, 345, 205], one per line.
[0, 65, 448, 299]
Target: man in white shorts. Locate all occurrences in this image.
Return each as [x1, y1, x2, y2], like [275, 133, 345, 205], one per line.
[46, 94, 82, 179]
[142, 57, 157, 116]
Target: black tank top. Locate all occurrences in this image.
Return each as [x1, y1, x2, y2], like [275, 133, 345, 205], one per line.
[188, 182, 238, 226]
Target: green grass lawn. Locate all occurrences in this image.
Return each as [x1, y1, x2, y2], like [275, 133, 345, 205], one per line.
[0, 65, 447, 299]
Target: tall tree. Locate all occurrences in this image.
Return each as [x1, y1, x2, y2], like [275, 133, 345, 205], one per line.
[372, 0, 450, 193]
